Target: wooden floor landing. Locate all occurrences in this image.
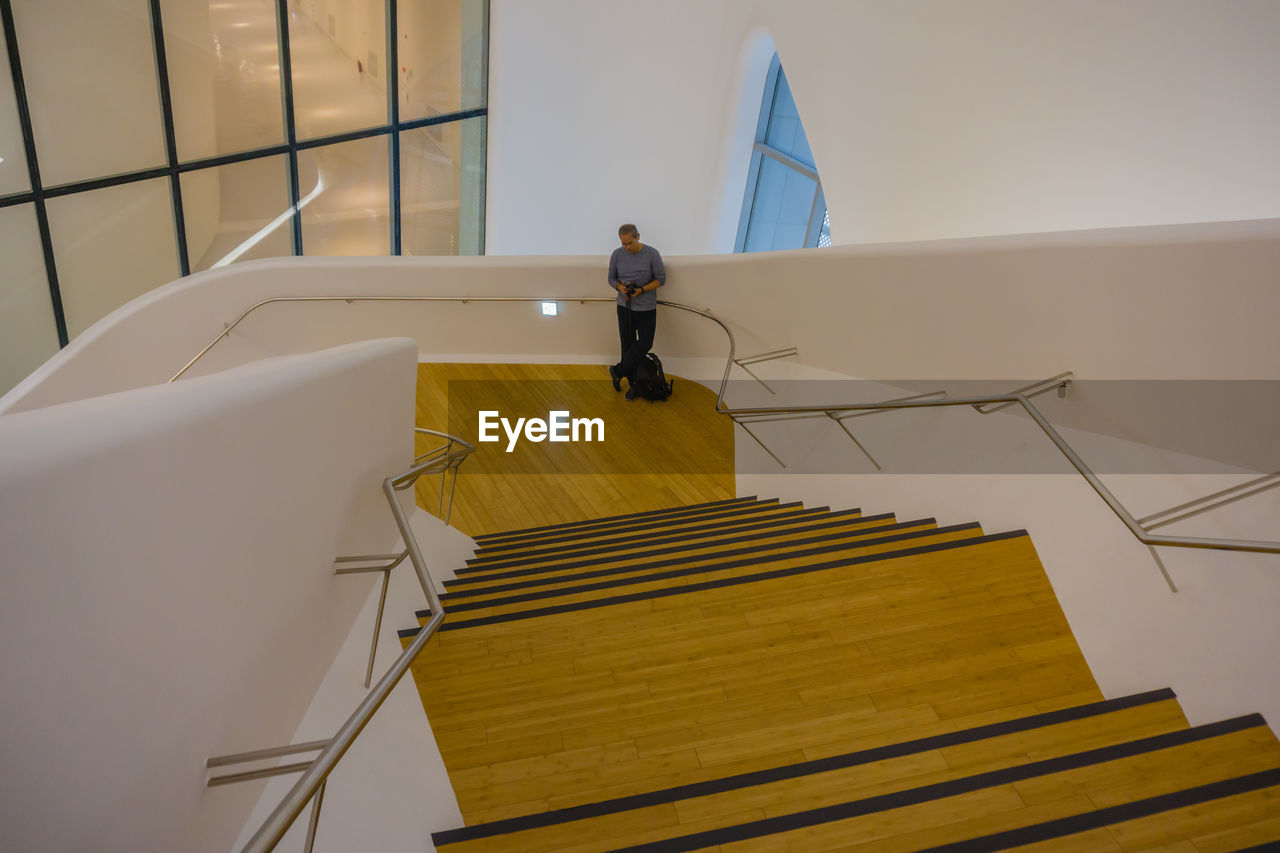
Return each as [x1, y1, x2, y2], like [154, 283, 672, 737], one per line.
[413, 363, 736, 537]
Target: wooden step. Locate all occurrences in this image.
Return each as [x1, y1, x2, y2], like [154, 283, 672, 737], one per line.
[440, 523, 977, 618]
[441, 517, 938, 607]
[470, 496, 764, 546]
[429, 689, 1185, 851]
[460, 502, 824, 570]
[405, 497, 1277, 849]
[405, 534, 1102, 822]
[446, 509, 885, 591]
[434, 716, 1280, 852]
[469, 498, 786, 558]
[437, 527, 1001, 630]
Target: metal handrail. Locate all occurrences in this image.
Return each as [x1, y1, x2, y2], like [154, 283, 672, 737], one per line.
[1138, 471, 1280, 530]
[719, 393, 1280, 555]
[170, 294, 1276, 558]
[238, 425, 473, 852]
[179, 292, 1274, 849]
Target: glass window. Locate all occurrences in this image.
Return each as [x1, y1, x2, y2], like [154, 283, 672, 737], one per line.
[397, 0, 487, 121]
[744, 156, 817, 252]
[10, 0, 167, 186]
[289, 0, 388, 140]
[182, 154, 293, 272]
[736, 55, 829, 253]
[0, 205, 60, 395]
[2, 0, 488, 356]
[401, 115, 485, 255]
[160, 0, 286, 160]
[298, 136, 390, 255]
[0, 22, 30, 195]
[46, 178, 180, 338]
[764, 68, 814, 168]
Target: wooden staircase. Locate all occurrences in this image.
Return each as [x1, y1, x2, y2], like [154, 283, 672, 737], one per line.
[400, 497, 1280, 851]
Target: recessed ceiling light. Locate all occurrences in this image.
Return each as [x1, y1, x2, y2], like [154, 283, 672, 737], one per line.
[541, 302, 558, 316]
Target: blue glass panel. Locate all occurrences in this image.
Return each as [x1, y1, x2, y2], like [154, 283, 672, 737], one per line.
[779, 166, 815, 225]
[765, 69, 814, 167]
[743, 156, 817, 253]
[743, 221, 777, 253]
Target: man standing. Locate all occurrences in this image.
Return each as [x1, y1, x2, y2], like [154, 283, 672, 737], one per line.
[607, 224, 666, 400]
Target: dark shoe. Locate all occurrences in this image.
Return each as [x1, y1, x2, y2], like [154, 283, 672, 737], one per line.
[625, 386, 640, 401]
[608, 365, 622, 392]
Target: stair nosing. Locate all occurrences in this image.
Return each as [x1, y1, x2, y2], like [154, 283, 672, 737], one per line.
[442, 516, 933, 598]
[471, 499, 783, 554]
[429, 688, 1181, 846]
[910, 765, 1280, 853]
[443, 522, 980, 613]
[471, 496, 763, 543]
[463, 502, 813, 565]
[454, 507, 869, 576]
[601, 715, 1271, 853]
[439, 530, 1032, 631]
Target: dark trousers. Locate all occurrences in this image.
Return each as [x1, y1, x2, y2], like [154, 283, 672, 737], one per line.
[615, 305, 656, 380]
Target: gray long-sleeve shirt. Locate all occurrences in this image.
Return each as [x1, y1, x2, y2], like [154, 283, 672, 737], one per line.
[608, 244, 666, 311]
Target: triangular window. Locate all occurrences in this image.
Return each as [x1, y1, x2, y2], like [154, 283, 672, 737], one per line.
[735, 55, 830, 252]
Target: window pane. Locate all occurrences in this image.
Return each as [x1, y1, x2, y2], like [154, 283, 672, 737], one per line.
[764, 67, 814, 168]
[401, 115, 484, 255]
[0, 205, 60, 395]
[47, 178, 180, 338]
[298, 136, 389, 255]
[289, 1, 387, 140]
[182, 154, 292, 272]
[744, 155, 816, 253]
[11, 0, 167, 186]
[398, 0, 487, 121]
[817, 209, 831, 247]
[0, 23, 30, 195]
[160, 0, 286, 160]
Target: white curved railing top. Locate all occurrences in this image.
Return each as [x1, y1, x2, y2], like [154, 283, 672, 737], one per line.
[171, 293, 1280, 564]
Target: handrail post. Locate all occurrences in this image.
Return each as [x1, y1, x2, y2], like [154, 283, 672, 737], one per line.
[302, 780, 326, 853]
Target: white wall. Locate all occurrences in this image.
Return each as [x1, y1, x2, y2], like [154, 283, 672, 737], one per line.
[6, 219, 1277, 417]
[486, 0, 755, 255]
[1, 223, 1277, 839]
[486, 0, 1280, 254]
[235, 508, 473, 852]
[0, 338, 418, 852]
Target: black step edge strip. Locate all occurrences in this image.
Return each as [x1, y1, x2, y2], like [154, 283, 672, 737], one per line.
[473, 498, 776, 551]
[603, 715, 1270, 853]
[472, 496, 762, 543]
[472, 498, 777, 553]
[913, 765, 1280, 853]
[429, 688, 1177, 845]
[439, 529, 1030, 631]
[445, 514, 926, 594]
[465, 502, 813, 563]
[444, 509, 890, 590]
[458, 504, 828, 574]
[397, 608, 434, 638]
[443, 522, 980, 613]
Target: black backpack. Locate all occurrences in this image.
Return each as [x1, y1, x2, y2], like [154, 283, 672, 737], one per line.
[631, 353, 673, 402]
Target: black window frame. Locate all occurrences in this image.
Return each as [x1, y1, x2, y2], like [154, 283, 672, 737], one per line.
[0, 0, 489, 348]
